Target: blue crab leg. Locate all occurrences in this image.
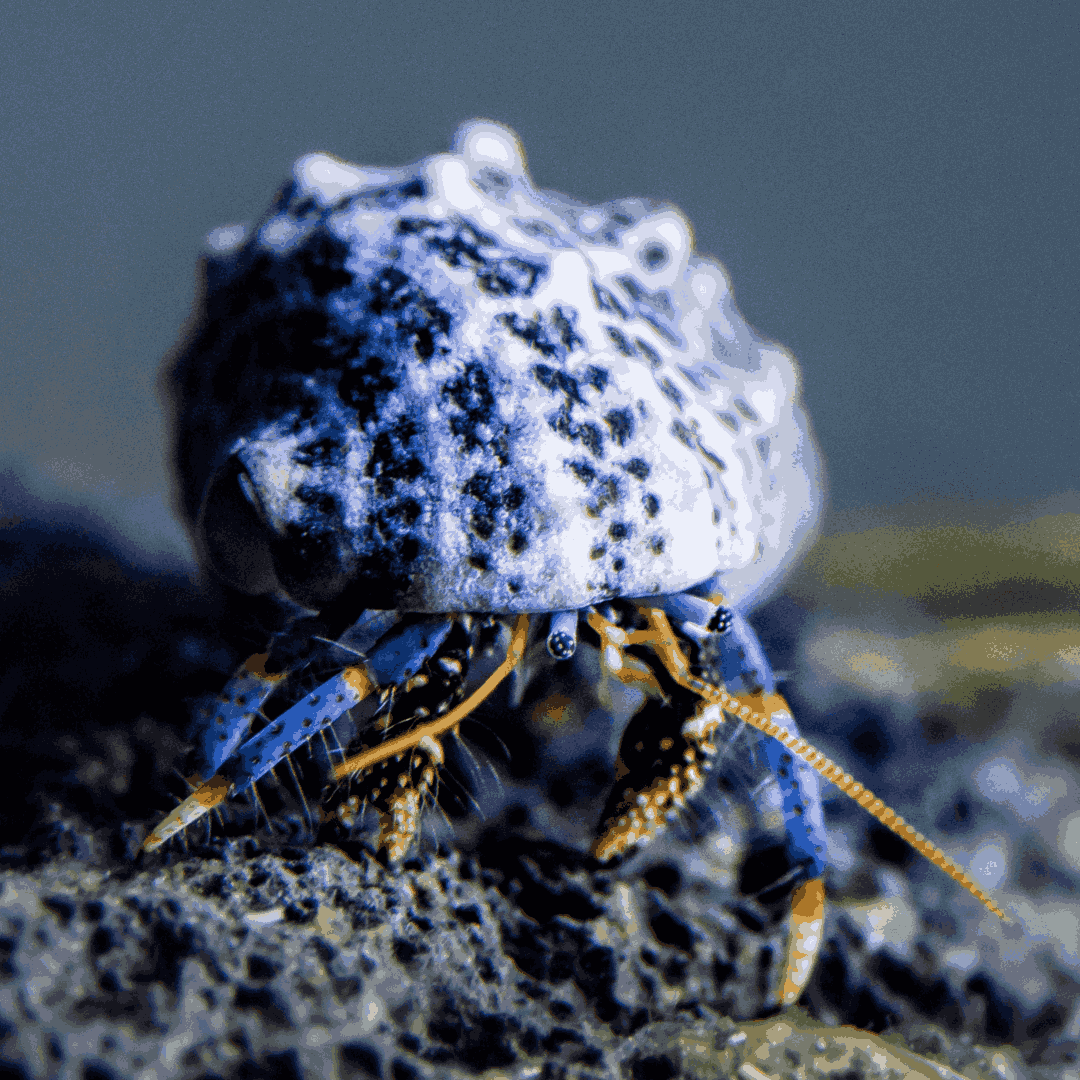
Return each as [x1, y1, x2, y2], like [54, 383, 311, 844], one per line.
[191, 609, 400, 779]
[143, 616, 454, 851]
[636, 606, 1008, 998]
[189, 652, 287, 780]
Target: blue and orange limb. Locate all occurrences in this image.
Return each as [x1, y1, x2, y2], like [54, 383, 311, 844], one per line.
[142, 615, 457, 852]
[599, 605, 1007, 1005]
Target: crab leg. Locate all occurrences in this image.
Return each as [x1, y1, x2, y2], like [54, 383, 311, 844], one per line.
[189, 610, 401, 779]
[637, 605, 1008, 998]
[333, 614, 530, 781]
[188, 651, 287, 780]
[142, 616, 454, 852]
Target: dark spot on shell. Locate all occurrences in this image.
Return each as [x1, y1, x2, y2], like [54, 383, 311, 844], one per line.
[443, 362, 510, 465]
[348, 176, 426, 211]
[468, 554, 489, 571]
[697, 444, 727, 474]
[621, 458, 650, 480]
[475, 167, 511, 196]
[496, 312, 559, 358]
[585, 477, 621, 517]
[634, 338, 662, 369]
[612, 557, 625, 572]
[643, 493, 660, 518]
[463, 474, 492, 500]
[568, 460, 596, 485]
[604, 326, 635, 356]
[649, 535, 665, 555]
[549, 404, 604, 459]
[470, 510, 495, 540]
[608, 522, 630, 541]
[391, 499, 421, 525]
[502, 486, 525, 510]
[508, 530, 528, 555]
[604, 408, 635, 447]
[591, 281, 628, 319]
[579, 423, 604, 459]
[734, 398, 760, 422]
[365, 418, 423, 496]
[670, 419, 695, 448]
[338, 355, 398, 422]
[533, 365, 584, 405]
[636, 242, 670, 273]
[585, 365, 609, 393]
[536, 365, 608, 459]
[589, 544, 606, 560]
[294, 435, 343, 467]
[551, 306, 584, 351]
[296, 487, 338, 517]
[512, 216, 559, 240]
[366, 266, 452, 361]
[658, 378, 685, 410]
[400, 217, 544, 297]
[507, 580, 521, 594]
[477, 257, 544, 297]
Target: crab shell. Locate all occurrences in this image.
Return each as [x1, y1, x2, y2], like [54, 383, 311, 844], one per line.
[167, 121, 823, 614]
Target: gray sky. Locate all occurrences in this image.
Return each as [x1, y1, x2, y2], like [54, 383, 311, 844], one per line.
[2, 0, 1076, 567]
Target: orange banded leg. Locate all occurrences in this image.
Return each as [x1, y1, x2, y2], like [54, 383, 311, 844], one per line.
[143, 664, 375, 850]
[589, 606, 1006, 1007]
[333, 615, 530, 784]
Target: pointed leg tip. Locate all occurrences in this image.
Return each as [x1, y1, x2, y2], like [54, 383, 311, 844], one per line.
[780, 877, 827, 1006]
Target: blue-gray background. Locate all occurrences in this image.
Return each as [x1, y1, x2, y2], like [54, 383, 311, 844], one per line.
[2, 0, 1076, 568]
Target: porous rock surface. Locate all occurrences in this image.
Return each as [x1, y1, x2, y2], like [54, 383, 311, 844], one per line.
[1, 510, 1079, 1079]
[0, 814, 1056, 1080]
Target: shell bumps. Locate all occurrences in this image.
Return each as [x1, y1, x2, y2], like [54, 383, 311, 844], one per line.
[169, 119, 823, 617]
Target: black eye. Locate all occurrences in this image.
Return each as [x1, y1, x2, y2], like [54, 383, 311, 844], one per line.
[196, 456, 279, 595]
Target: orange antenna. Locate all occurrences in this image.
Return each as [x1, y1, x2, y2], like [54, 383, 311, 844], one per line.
[634, 607, 1008, 921]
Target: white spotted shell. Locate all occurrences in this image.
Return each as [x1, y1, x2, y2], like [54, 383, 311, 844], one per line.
[169, 121, 822, 614]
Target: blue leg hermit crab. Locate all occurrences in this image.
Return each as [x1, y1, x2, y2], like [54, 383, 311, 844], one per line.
[149, 120, 1006, 1007]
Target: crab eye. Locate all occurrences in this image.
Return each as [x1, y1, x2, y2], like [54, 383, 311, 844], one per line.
[196, 456, 280, 596]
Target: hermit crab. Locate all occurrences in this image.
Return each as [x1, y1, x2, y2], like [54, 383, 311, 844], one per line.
[149, 120, 1006, 1006]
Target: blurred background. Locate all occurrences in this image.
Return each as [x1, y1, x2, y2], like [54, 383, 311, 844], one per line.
[2, 0, 1076, 558]
[1, 0, 1078, 1053]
